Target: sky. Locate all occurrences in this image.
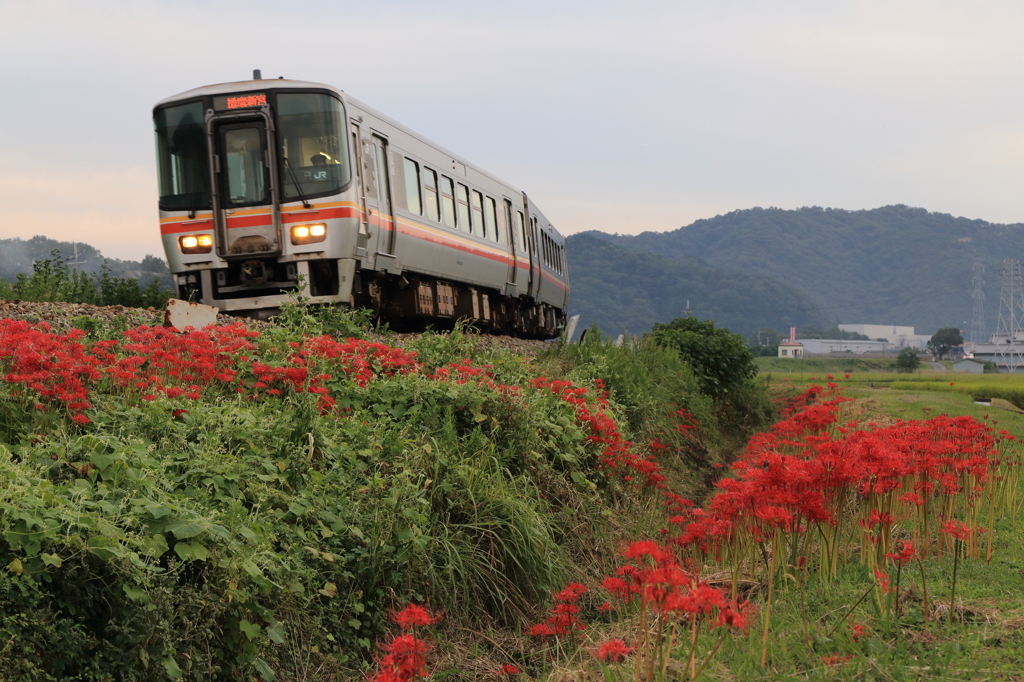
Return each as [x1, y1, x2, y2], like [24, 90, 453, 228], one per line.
[3, 0, 1024, 261]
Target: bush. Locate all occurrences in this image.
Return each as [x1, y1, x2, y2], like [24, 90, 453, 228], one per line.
[650, 317, 757, 399]
[894, 347, 921, 373]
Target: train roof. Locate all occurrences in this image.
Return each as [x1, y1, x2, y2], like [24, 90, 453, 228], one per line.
[154, 78, 341, 108]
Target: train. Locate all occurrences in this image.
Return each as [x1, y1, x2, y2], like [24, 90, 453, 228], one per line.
[153, 71, 569, 337]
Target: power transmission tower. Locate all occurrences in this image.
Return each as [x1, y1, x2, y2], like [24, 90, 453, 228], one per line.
[996, 259, 1024, 371]
[970, 262, 985, 344]
[65, 242, 85, 271]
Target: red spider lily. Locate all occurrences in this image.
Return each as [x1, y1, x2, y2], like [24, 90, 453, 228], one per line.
[392, 604, 442, 630]
[528, 582, 589, 639]
[885, 542, 917, 566]
[498, 664, 520, 675]
[373, 634, 431, 681]
[850, 622, 866, 643]
[822, 653, 853, 666]
[592, 639, 634, 663]
[553, 582, 587, 603]
[369, 604, 443, 682]
[940, 520, 974, 542]
[873, 570, 892, 594]
[715, 602, 751, 632]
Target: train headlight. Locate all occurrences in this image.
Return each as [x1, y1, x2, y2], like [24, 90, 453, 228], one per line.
[179, 234, 213, 254]
[291, 223, 327, 245]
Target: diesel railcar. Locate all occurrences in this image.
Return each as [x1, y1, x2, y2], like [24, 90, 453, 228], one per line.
[153, 72, 568, 337]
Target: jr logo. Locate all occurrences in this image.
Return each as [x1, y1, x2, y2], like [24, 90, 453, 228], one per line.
[314, 171, 327, 180]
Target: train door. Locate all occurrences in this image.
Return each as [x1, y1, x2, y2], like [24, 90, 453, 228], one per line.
[503, 198, 518, 288]
[530, 214, 543, 300]
[350, 124, 373, 267]
[371, 135, 397, 258]
[361, 133, 398, 272]
[211, 118, 279, 258]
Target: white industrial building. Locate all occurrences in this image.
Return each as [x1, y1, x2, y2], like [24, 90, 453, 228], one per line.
[966, 330, 1024, 373]
[797, 338, 889, 355]
[838, 324, 931, 349]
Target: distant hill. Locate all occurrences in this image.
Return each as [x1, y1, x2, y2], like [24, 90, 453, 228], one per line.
[565, 232, 833, 339]
[573, 205, 1022, 338]
[0, 236, 172, 290]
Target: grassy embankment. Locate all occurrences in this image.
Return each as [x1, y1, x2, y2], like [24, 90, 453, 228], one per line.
[0, 306, 758, 681]
[3, 304, 1024, 681]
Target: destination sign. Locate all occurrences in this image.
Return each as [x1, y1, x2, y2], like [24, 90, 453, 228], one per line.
[213, 93, 267, 111]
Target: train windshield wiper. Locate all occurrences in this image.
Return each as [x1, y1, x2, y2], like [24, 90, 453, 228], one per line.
[283, 157, 312, 209]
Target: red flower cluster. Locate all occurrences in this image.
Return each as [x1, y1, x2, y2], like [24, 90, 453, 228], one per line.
[529, 377, 666, 488]
[370, 604, 442, 682]
[592, 638, 634, 663]
[528, 582, 588, 639]
[659, 382, 1014, 568]
[602, 540, 748, 631]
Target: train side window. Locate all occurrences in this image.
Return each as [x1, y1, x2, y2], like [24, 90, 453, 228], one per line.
[532, 216, 540, 259]
[403, 158, 421, 215]
[423, 168, 440, 222]
[471, 190, 484, 239]
[456, 183, 472, 234]
[440, 176, 456, 228]
[516, 211, 526, 252]
[484, 197, 499, 243]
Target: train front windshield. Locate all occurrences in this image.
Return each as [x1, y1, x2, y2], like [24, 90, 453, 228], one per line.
[155, 102, 210, 211]
[155, 92, 350, 210]
[277, 93, 350, 201]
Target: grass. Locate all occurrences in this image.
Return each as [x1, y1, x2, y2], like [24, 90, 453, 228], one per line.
[755, 356, 897, 374]
[515, 370, 1024, 681]
[709, 374, 1024, 680]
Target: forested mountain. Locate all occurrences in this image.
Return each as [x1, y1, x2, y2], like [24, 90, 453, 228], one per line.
[0, 236, 172, 289]
[565, 232, 833, 338]
[573, 205, 1022, 338]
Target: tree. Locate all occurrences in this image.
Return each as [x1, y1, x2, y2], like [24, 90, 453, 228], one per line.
[651, 317, 757, 398]
[748, 327, 784, 357]
[927, 328, 964, 360]
[894, 347, 921, 373]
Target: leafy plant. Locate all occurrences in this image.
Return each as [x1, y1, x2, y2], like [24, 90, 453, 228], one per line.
[650, 317, 757, 399]
[894, 346, 922, 373]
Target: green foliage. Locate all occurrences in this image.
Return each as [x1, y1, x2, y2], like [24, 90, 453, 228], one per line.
[548, 326, 721, 458]
[0, 251, 172, 309]
[0, 237, 172, 290]
[755, 356, 896, 373]
[564, 232, 834, 339]
[650, 317, 757, 399]
[0, 322, 673, 679]
[274, 294, 377, 340]
[928, 327, 965, 360]
[749, 327, 784, 356]
[894, 347, 922, 373]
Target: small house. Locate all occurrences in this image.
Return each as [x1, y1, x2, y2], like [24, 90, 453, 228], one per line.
[778, 327, 804, 359]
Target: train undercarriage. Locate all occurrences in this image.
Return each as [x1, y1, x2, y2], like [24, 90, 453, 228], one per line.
[176, 258, 564, 339]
